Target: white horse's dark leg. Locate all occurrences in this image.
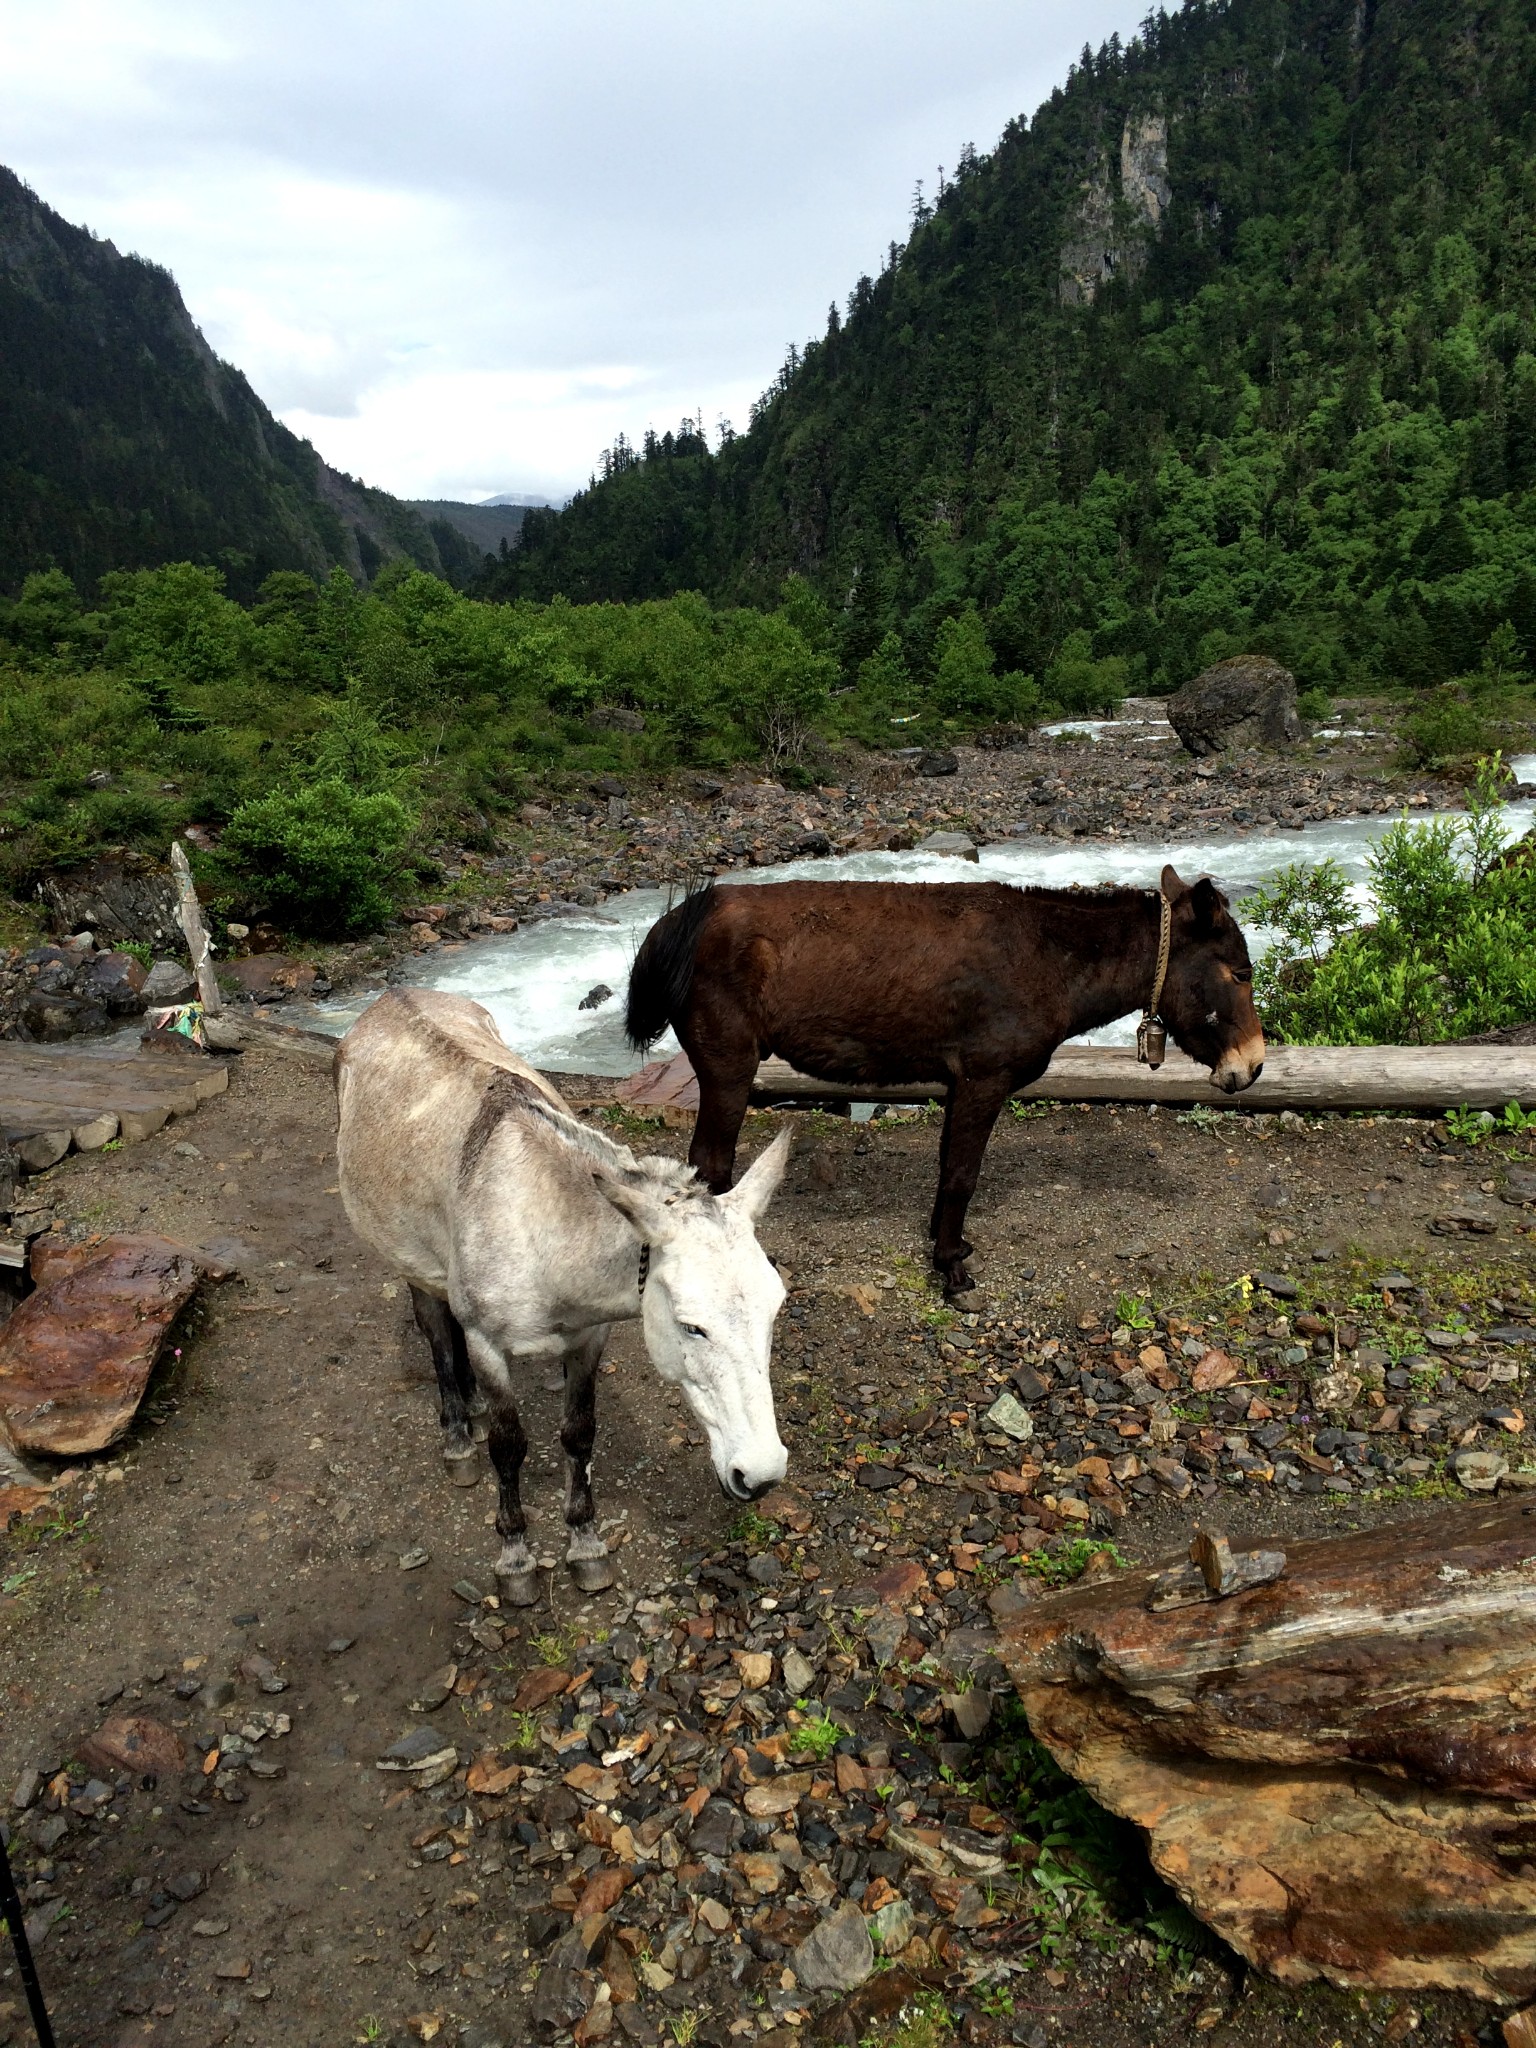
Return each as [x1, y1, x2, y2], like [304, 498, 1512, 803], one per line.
[561, 1330, 614, 1593]
[411, 1286, 481, 1486]
[481, 1376, 539, 1605]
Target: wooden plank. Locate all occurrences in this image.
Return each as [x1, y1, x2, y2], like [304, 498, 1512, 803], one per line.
[0, 1050, 228, 1100]
[744, 1043, 1536, 1112]
[0, 1073, 201, 1118]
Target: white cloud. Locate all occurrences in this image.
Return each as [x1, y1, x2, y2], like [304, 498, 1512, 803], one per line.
[0, 0, 1152, 500]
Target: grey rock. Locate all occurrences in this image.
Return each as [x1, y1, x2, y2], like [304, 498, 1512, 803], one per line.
[917, 830, 977, 861]
[793, 1900, 874, 1992]
[577, 984, 613, 1012]
[915, 749, 959, 777]
[688, 1798, 743, 1859]
[746, 1553, 783, 1585]
[142, 959, 197, 1005]
[408, 1664, 457, 1713]
[379, 1726, 450, 1765]
[863, 1612, 906, 1668]
[1167, 655, 1301, 757]
[982, 1391, 1035, 1442]
[1252, 1271, 1299, 1301]
[942, 1689, 992, 1741]
[1454, 1449, 1508, 1493]
[781, 1647, 816, 1696]
[868, 1896, 915, 1953]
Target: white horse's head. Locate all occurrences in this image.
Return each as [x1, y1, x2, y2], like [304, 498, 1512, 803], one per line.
[593, 1131, 790, 1501]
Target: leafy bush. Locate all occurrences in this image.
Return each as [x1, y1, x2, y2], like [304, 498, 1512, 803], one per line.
[1400, 686, 1494, 768]
[1250, 757, 1536, 1043]
[1296, 686, 1332, 722]
[217, 779, 418, 934]
[1044, 630, 1127, 716]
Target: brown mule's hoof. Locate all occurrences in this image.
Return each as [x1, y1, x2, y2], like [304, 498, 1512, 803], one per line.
[443, 1447, 481, 1487]
[568, 1552, 615, 1593]
[941, 1264, 976, 1297]
[497, 1568, 541, 1607]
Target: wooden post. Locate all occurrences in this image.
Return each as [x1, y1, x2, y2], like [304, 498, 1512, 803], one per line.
[169, 841, 222, 1015]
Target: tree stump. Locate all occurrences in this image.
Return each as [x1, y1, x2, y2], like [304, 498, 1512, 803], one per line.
[995, 1503, 1536, 2000]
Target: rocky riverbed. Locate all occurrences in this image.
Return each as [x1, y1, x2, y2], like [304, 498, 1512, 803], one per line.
[2, 704, 1529, 1037]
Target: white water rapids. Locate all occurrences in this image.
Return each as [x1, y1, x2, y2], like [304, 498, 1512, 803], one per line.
[313, 751, 1536, 1073]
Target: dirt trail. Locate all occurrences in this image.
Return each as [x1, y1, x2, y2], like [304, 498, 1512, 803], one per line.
[1, 1045, 1530, 2048]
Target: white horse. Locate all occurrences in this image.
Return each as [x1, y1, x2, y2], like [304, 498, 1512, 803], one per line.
[334, 988, 790, 1604]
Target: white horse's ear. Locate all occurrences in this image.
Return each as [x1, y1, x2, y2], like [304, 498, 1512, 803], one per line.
[722, 1129, 791, 1227]
[591, 1167, 678, 1243]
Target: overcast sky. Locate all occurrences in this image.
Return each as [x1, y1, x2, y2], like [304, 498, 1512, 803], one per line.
[2, 0, 1151, 504]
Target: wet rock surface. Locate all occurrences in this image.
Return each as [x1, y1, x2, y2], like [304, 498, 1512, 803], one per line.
[0, 1234, 207, 1455]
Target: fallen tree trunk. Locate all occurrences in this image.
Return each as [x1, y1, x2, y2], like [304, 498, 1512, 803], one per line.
[994, 1502, 1536, 2000]
[750, 1041, 1536, 1110]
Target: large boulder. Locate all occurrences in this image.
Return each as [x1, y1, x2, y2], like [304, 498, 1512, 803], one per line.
[1167, 655, 1302, 757]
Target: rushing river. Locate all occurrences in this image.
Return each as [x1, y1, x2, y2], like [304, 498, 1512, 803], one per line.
[313, 750, 1536, 1073]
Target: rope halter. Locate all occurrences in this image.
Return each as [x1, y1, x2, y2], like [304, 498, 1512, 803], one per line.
[1136, 888, 1172, 1070]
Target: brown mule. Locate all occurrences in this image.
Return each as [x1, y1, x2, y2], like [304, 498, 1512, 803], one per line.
[626, 867, 1264, 1294]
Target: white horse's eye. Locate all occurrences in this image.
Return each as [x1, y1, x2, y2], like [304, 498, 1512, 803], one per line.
[680, 1322, 709, 1340]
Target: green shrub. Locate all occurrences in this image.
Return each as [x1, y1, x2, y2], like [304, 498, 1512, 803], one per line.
[1250, 757, 1536, 1043]
[1044, 630, 1127, 716]
[1401, 687, 1493, 768]
[218, 778, 418, 935]
[1296, 686, 1332, 723]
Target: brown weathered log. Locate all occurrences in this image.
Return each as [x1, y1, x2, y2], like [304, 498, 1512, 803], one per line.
[748, 1042, 1536, 1110]
[995, 1502, 1536, 1999]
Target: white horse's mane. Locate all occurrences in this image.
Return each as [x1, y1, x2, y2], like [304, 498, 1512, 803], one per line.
[516, 1090, 704, 1197]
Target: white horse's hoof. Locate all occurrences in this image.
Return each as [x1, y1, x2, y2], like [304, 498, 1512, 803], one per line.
[568, 1551, 615, 1593]
[443, 1447, 481, 1487]
[497, 1567, 541, 1606]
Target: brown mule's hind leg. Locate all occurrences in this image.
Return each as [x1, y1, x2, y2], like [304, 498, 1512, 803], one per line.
[411, 1286, 482, 1486]
[930, 1073, 1016, 1296]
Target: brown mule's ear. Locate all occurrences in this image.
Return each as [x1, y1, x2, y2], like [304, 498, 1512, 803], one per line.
[1189, 876, 1227, 932]
[1160, 864, 1188, 900]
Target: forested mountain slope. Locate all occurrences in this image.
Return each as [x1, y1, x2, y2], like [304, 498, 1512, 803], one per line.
[497, 0, 1536, 695]
[0, 168, 449, 598]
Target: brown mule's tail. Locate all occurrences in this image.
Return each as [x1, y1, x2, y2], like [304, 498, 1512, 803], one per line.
[626, 886, 717, 1051]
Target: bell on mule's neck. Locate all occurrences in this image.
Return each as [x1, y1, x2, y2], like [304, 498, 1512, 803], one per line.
[1137, 1016, 1167, 1069]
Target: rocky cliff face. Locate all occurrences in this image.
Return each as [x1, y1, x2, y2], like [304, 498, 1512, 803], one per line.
[1059, 109, 1170, 306]
[0, 166, 445, 596]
